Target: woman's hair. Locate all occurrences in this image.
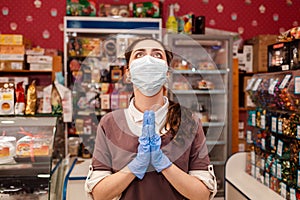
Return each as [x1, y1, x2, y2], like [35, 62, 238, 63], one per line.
[124, 37, 196, 142]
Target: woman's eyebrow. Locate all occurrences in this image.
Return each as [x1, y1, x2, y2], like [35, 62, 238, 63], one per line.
[151, 48, 164, 52]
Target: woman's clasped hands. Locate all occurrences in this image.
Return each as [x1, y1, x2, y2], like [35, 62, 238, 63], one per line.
[128, 110, 172, 179]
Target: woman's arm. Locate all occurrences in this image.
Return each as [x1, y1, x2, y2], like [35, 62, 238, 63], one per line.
[92, 167, 135, 200]
[162, 164, 210, 200]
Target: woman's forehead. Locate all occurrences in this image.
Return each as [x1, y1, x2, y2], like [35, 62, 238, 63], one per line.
[132, 39, 164, 51]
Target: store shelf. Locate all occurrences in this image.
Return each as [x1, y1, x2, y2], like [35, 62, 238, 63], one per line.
[172, 89, 226, 95]
[202, 122, 225, 127]
[0, 69, 53, 73]
[225, 152, 284, 200]
[172, 69, 228, 75]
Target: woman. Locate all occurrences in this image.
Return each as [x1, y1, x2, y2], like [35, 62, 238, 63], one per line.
[85, 38, 217, 200]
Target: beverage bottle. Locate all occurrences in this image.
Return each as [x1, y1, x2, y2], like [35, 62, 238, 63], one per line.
[166, 4, 178, 33]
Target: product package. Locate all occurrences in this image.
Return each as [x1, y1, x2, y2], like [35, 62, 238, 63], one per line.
[0, 82, 14, 115]
[14, 81, 25, 115]
[25, 80, 37, 115]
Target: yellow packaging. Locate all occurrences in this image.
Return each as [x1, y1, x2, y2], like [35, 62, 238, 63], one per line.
[0, 45, 25, 54]
[25, 80, 37, 115]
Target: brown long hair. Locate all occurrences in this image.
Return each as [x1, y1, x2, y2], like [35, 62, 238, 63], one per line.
[124, 37, 196, 141]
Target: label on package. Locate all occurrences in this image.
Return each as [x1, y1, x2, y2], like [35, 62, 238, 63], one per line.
[280, 182, 286, 198]
[265, 172, 270, 187]
[246, 130, 252, 143]
[252, 113, 256, 126]
[261, 138, 266, 150]
[271, 135, 275, 148]
[290, 188, 296, 200]
[295, 77, 300, 94]
[268, 79, 278, 95]
[278, 120, 283, 134]
[246, 78, 256, 90]
[279, 74, 292, 89]
[252, 78, 262, 91]
[277, 140, 283, 157]
[271, 117, 277, 132]
[276, 163, 282, 179]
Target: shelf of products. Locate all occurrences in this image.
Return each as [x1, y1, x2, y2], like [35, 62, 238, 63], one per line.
[63, 16, 162, 157]
[0, 116, 64, 199]
[245, 70, 300, 199]
[164, 33, 233, 197]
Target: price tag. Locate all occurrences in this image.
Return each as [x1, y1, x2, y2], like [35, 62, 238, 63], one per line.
[271, 135, 275, 148]
[298, 170, 300, 188]
[278, 120, 283, 134]
[246, 78, 256, 90]
[261, 158, 265, 170]
[295, 77, 300, 94]
[255, 166, 260, 179]
[272, 163, 276, 176]
[297, 125, 300, 139]
[261, 115, 265, 129]
[252, 113, 256, 126]
[238, 130, 244, 139]
[271, 117, 277, 132]
[252, 78, 262, 91]
[268, 79, 278, 95]
[277, 140, 283, 157]
[279, 74, 292, 89]
[280, 182, 286, 198]
[265, 172, 270, 187]
[290, 188, 296, 200]
[276, 163, 282, 179]
[247, 130, 252, 143]
[261, 138, 266, 150]
[251, 151, 255, 164]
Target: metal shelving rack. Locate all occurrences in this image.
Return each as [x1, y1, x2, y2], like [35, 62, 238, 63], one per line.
[164, 33, 233, 197]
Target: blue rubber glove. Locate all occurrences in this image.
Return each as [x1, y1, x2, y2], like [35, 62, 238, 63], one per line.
[127, 111, 151, 179]
[148, 111, 172, 172]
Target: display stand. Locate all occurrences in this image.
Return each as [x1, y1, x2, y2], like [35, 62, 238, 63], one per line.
[225, 152, 284, 200]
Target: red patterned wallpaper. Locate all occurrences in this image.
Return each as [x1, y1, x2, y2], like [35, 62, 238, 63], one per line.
[0, 0, 299, 51]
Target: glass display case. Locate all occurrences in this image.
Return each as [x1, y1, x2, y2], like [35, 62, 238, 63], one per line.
[0, 116, 63, 199]
[164, 33, 233, 197]
[63, 16, 162, 156]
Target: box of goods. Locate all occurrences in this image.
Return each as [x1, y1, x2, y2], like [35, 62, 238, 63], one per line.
[0, 34, 31, 48]
[66, 0, 96, 16]
[0, 54, 24, 61]
[0, 45, 25, 54]
[133, 1, 162, 18]
[0, 61, 24, 70]
[0, 136, 16, 164]
[268, 42, 290, 72]
[289, 39, 300, 70]
[246, 35, 278, 72]
[98, 4, 129, 17]
[15, 134, 53, 163]
[0, 82, 14, 115]
[68, 37, 101, 57]
[27, 55, 53, 71]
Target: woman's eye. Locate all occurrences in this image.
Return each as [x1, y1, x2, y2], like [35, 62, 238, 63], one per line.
[135, 52, 144, 58]
[152, 52, 163, 59]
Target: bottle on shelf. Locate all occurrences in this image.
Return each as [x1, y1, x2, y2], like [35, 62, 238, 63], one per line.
[166, 4, 178, 33]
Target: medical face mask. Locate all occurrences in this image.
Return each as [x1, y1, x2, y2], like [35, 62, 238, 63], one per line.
[129, 55, 168, 97]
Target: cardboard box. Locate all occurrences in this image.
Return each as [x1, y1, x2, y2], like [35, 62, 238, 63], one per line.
[0, 82, 14, 115]
[246, 35, 278, 72]
[0, 54, 24, 61]
[0, 45, 25, 54]
[27, 55, 53, 64]
[0, 61, 24, 70]
[0, 34, 31, 48]
[29, 63, 52, 71]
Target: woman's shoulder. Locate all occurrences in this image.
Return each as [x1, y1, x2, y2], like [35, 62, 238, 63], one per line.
[99, 109, 126, 126]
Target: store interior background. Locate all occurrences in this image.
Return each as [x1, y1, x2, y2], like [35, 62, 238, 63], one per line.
[1, 0, 300, 50]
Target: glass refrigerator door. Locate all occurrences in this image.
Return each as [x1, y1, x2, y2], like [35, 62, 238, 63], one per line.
[164, 33, 233, 197]
[64, 17, 162, 157]
[0, 116, 60, 199]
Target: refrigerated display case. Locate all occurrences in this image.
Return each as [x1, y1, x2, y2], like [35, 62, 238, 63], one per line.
[0, 116, 64, 200]
[164, 33, 233, 197]
[63, 16, 162, 156]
